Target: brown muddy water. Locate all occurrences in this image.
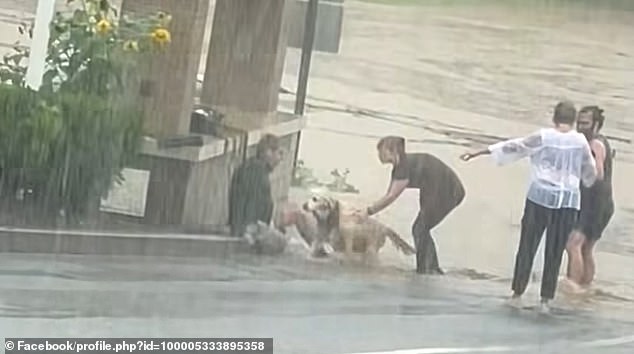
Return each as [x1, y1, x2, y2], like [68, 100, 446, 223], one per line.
[281, 0, 634, 315]
[1, 0, 633, 322]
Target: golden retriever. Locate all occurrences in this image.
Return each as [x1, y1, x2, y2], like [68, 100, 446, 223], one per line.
[300, 195, 416, 263]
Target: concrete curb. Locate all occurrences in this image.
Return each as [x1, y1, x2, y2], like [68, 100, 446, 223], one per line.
[0, 226, 250, 258]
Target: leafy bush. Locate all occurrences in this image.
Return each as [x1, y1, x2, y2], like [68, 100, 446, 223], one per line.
[42, 0, 172, 96]
[0, 84, 142, 222]
[0, 0, 171, 224]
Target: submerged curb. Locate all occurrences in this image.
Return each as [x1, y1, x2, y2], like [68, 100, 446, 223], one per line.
[0, 226, 250, 258]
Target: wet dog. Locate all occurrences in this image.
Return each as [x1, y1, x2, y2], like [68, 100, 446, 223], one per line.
[275, 205, 332, 258]
[301, 195, 416, 263]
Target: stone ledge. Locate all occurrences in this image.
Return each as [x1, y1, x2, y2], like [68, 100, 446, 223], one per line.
[0, 226, 249, 258]
[139, 111, 306, 163]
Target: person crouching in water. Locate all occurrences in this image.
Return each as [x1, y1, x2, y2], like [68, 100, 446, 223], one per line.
[228, 134, 286, 254]
[460, 101, 597, 313]
[566, 106, 614, 289]
[355, 136, 466, 274]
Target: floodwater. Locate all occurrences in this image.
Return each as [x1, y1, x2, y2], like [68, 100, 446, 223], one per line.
[281, 0, 634, 334]
[1, 0, 634, 352]
[1, 252, 634, 354]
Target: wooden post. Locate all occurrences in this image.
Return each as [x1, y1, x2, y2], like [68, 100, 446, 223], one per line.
[120, 0, 209, 139]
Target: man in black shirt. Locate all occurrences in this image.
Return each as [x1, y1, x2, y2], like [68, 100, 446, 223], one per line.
[228, 134, 283, 238]
[566, 106, 615, 288]
[356, 136, 466, 274]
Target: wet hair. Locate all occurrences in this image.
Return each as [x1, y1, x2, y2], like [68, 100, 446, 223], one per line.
[552, 100, 577, 125]
[256, 134, 280, 158]
[579, 105, 605, 131]
[377, 136, 406, 159]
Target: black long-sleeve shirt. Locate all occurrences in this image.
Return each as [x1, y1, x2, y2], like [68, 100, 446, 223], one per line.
[228, 157, 274, 237]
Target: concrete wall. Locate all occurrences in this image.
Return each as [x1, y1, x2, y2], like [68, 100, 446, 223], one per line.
[181, 143, 244, 227]
[110, 131, 298, 229]
[182, 132, 298, 227]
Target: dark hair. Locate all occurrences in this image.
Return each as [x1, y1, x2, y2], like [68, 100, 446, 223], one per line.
[377, 136, 406, 158]
[552, 100, 577, 125]
[256, 134, 280, 158]
[579, 105, 605, 131]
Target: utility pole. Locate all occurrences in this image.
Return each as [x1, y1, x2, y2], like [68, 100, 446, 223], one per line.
[25, 0, 56, 90]
[292, 0, 319, 170]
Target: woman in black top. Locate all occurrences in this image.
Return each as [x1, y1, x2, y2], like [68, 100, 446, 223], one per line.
[356, 136, 466, 274]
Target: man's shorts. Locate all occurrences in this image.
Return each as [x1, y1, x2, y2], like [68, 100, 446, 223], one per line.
[576, 201, 614, 241]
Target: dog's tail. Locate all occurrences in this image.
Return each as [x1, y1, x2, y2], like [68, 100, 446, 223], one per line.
[384, 227, 416, 255]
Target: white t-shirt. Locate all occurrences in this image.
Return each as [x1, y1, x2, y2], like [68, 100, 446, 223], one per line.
[488, 128, 597, 210]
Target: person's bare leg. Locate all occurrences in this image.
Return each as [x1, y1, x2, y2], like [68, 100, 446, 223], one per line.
[565, 231, 586, 285]
[580, 239, 597, 286]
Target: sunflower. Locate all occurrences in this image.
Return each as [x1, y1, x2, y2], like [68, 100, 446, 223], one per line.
[151, 28, 171, 45]
[95, 19, 112, 35]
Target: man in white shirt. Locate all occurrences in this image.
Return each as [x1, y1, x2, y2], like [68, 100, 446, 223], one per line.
[460, 101, 597, 313]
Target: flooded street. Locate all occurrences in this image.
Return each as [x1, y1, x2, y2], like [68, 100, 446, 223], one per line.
[1, 253, 633, 353]
[283, 0, 634, 311]
[1, 0, 633, 352]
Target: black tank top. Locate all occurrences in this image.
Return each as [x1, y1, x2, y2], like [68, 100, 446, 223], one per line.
[583, 134, 613, 200]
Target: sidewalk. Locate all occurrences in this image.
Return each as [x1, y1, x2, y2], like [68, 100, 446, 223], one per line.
[0, 225, 248, 257]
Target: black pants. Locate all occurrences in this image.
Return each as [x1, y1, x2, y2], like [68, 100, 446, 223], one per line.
[412, 189, 464, 274]
[512, 199, 577, 300]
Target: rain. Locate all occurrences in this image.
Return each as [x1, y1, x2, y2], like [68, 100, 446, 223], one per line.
[1, 0, 633, 353]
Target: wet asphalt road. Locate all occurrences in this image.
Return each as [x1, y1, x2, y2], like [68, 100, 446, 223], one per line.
[0, 252, 633, 354]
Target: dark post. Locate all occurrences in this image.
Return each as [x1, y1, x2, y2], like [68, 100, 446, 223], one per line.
[292, 0, 320, 170]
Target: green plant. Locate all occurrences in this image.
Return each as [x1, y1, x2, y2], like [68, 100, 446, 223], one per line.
[326, 168, 360, 194]
[43, 0, 172, 96]
[291, 160, 360, 194]
[0, 22, 34, 86]
[0, 0, 171, 224]
[0, 86, 56, 194]
[291, 160, 322, 188]
[0, 85, 141, 222]
[48, 92, 141, 219]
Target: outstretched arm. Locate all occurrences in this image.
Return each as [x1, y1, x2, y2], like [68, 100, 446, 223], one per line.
[460, 148, 491, 161]
[366, 178, 409, 216]
[461, 131, 542, 165]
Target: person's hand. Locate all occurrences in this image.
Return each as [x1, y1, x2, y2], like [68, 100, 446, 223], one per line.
[460, 152, 477, 161]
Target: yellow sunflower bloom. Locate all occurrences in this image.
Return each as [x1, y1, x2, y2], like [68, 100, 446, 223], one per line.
[151, 28, 171, 45]
[95, 19, 112, 35]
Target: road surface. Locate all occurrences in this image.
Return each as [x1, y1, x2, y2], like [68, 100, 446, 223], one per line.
[1, 252, 633, 354]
